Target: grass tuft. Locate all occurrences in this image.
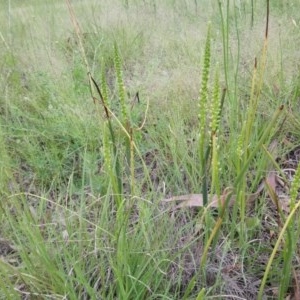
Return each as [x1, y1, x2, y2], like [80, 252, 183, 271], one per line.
[0, 0, 300, 299]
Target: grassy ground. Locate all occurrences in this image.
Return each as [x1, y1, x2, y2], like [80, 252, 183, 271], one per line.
[1, 0, 300, 299]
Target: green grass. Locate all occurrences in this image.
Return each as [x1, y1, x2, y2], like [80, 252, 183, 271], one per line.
[1, 0, 300, 299]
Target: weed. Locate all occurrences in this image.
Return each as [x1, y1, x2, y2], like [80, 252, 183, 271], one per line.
[0, 0, 300, 299]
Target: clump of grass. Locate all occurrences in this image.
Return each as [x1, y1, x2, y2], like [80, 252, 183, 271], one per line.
[0, 0, 300, 299]
[258, 160, 300, 299]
